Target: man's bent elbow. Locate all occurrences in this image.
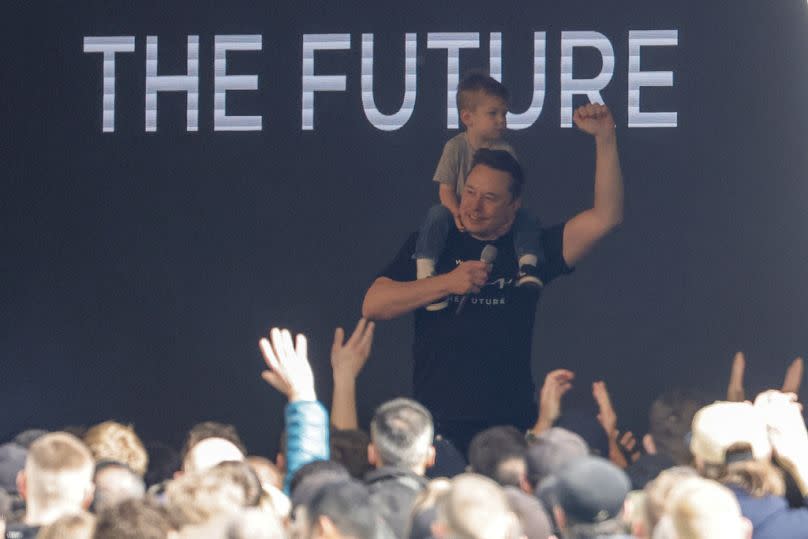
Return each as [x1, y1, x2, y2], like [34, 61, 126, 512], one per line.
[361, 280, 394, 321]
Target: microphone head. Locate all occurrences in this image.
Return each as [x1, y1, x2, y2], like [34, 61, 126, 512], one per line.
[480, 244, 498, 264]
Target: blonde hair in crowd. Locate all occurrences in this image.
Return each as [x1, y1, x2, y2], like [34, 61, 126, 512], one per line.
[24, 433, 94, 524]
[84, 421, 149, 476]
[37, 511, 96, 539]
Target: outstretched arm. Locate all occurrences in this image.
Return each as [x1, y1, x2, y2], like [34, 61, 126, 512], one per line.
[258, 327, 328, 494]
[562, 103, 624, 267]
[528, 369, 574, 436]
[727, 352, 803, 402]
[331, 319, 375, 430]
[361, 261, 491, 320]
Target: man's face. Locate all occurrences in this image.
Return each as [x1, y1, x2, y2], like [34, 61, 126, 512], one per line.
[459, 164, 520, 240]
[463, 94, 508, 143]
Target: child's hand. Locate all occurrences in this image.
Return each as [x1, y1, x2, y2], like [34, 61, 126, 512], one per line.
[453, 211, 465, 232]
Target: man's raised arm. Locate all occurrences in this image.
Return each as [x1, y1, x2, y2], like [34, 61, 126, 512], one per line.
[562, 103, 624, 267]
[361, 261, 491, 320]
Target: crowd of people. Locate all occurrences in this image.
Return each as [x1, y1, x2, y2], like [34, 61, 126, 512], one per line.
[4, 72, 807, 539]
[1, 321, 806, 539]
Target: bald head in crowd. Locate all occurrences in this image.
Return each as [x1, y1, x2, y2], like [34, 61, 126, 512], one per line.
[17, 432, 95, 527]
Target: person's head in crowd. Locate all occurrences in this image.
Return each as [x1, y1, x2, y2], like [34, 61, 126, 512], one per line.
[183, 437, 245, 474]
[36, 510, 96, 539]
[653, 477, 752, 539]
[17, 432, 94, 527]
[290, 460, 351, 504]
[626, 453, 676, 491]
[456, 70, 510, 143]
[369, 398, 435, 476]
[213, 461, 263, 507]
[181, 421, 247, 473]
[551, 456, 631, 539]
[689, 401, 784, 497]
[91, 460, 146, 512]
[144, 441, 182, 489]
[83, 421, 149, 477]
[641, 466, 700, 536]
[245, 456, 291, 519]
[287, 460, 351, 535]
[407, 478, 451, 539]
[12, 430, 48, 450]
[432, 473, 521, 539]
[225, 507, 286, 539]
[330, 428, 372, 480]
[0, 442, 27, 496]
[94, 498, 174, 539]
[247, 456, 283, 491]
[645, 389, 704, 465]
[525, 427, 589, 493]
[305, 479, 381, 539]
[164, 468, 247, 528]
[503, 486, 553, 539]
[467, 425, 528, 491]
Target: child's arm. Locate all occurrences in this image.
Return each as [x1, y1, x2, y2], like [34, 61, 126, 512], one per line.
[439, 184, 465, 231]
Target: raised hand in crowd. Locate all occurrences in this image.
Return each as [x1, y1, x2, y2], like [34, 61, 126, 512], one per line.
[754, 389, 808, 496]
[259, 327, 316, 402]
[593, 380, 638, 469]
[529, 369, 574, 436]
[726, 351, 804, 402]
[259, 327, 328, 493]
[330, 318, 375, 429]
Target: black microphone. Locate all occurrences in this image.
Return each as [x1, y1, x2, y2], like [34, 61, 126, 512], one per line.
[456, 244, 498, 315]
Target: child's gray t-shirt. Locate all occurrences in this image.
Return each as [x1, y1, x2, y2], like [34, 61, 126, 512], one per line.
[433, 132, 517, 197]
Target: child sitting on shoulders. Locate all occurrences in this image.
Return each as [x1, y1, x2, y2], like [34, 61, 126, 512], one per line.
[414, 70, 544, 311]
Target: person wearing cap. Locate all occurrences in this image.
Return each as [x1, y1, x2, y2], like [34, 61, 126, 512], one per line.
[550, 456, 633, 539]
[689, 393, 808, 539]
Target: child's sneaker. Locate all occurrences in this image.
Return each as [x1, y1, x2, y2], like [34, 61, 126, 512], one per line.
[426, 298, 449, 311]
[516, 265, 543, 288]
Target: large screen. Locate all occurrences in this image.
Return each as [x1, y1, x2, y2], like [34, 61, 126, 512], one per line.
[5, 1, 808, 452]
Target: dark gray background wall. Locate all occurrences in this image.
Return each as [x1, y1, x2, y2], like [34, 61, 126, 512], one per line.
[4, 1, 808, 454]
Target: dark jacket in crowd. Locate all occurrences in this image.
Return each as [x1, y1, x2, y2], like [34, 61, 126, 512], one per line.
[365, 466, 428, 538]
[730, 485, 808, 539]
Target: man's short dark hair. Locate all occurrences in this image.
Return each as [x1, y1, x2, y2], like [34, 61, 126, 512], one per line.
[289, 459, 350, 501]
[181, 421, 247, 460]
[456, 70, 509, 113]
[370, 398, 434, 469]
[471, 149, 525, 199]
[94, 498, 172, 539]
[467, 426, 527, 488]
[330, 428, 372, 479]
[308, 479, 379, 538]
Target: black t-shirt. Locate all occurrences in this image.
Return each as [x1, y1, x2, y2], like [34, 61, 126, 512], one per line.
[379, 223, 572, 424]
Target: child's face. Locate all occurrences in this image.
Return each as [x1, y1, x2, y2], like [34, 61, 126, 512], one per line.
[462, 94, 508, 143]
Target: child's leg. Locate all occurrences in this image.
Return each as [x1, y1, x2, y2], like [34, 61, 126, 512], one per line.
[512, 208, 544, 287]
[413, 204, 454, 279]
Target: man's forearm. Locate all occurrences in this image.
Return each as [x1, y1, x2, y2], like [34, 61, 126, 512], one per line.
[593, 132, 624, 228]
[561, 132, 624, 267]
[361, 275, 453, 320]
[331, 376, 359, 430]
